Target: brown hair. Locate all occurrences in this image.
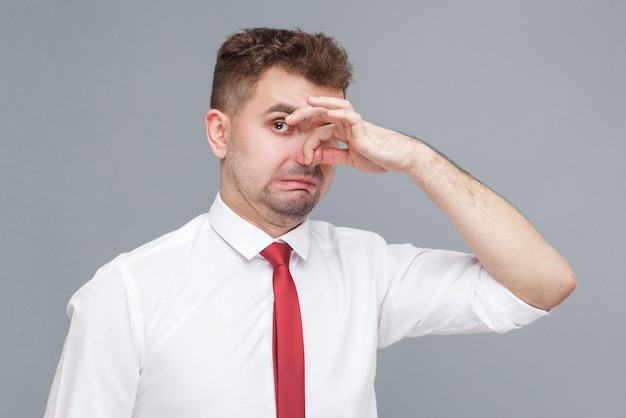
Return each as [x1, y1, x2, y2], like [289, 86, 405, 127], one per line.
[210, 28, 352, 115]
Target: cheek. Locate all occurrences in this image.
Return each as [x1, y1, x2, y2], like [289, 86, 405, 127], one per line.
[228, 132, 273, 171]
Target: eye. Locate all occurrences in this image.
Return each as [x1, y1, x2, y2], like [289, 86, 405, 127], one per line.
[271, 121, 293, 133]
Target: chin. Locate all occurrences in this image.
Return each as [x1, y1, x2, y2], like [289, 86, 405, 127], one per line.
[268, 195, 318, 219]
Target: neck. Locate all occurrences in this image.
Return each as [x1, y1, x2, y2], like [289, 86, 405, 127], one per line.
[219, 191, 305, 238]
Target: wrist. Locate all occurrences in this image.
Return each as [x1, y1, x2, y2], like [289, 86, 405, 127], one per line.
[400, 137, 437, 175]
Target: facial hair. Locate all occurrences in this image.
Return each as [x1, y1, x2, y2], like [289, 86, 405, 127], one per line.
[260, 164, 324, 218]
[225, 139, 325, 226]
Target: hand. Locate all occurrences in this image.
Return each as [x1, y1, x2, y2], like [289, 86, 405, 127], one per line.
[285, 96, 415, 173]
[287, 97, 575, 309]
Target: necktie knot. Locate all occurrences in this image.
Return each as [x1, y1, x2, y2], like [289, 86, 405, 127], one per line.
[261, 242, 292, 268]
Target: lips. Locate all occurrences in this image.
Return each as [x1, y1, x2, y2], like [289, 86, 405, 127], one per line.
[272, 165, 323, 193]
[278, 176, 318, 191]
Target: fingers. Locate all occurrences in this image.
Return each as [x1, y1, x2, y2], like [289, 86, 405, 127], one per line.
[307, 96, 354, 111]
[301, 124, 338, 165]
[285, 96, 358, 127]
[286, 96, 368, 167]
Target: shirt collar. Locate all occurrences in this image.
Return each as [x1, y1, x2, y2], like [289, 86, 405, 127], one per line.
[208, 193, 311, 261]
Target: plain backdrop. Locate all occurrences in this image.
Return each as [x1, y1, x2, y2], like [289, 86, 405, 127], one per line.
[1, 1, 624, 417]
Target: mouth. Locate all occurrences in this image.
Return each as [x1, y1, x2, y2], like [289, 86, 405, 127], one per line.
[277, 176, 319, 192]
[272, 165, 324, 194]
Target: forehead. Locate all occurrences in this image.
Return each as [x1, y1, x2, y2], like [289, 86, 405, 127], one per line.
[242, 67, 344, 114]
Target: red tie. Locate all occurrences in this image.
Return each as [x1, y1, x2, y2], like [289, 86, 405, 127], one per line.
[261, 242, 305, 418]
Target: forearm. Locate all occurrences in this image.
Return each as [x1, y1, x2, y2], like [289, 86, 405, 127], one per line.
[288, 96, 575, 309]
[401, 136, 575, 310]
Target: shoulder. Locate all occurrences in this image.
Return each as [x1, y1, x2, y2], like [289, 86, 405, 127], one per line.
[308, 219, 425, 256]
[71, 213, 211, 301]
[307, 219, 443, 276]
[108, 213, 211, 270]
[308, 219, 388, 249]
[307, 220, 424, 267]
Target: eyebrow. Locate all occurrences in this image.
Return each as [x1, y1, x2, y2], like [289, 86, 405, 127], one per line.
[264, 103, 297, 115]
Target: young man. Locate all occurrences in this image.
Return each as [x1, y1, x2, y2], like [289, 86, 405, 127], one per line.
[45, 28, 575, 418]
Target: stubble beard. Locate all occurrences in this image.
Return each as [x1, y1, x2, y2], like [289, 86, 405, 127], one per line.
[226, 144, 325, 227]
[259, 165, 323, 220]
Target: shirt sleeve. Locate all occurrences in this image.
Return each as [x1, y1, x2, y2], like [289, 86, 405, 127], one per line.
[44, 263, 140, 418]
[377, 244, 548, 348]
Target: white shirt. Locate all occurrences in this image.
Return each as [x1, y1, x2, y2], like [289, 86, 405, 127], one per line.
[44, 194, 546, 418]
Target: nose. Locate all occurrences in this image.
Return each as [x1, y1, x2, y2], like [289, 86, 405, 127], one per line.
[292, 118, 330, 166]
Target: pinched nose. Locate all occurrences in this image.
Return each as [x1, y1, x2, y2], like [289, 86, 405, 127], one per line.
[296, 138, 338, 167]
[290, 119, 338, 166]
[294, 145, 326, 167]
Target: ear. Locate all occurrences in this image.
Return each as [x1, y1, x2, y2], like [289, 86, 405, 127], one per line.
[205, 109, 230, 159]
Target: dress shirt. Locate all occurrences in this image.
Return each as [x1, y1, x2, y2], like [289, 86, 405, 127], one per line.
[44, 194, 547, 418]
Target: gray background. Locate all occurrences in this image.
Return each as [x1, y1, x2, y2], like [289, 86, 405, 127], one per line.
[1, 1, 624, 417]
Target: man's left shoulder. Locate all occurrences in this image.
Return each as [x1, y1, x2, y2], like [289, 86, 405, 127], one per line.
[308, 219, 388, 248]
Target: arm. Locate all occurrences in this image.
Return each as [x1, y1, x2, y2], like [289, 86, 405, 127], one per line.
[44, 264, 139, 418]
[285, 97, 576, 311]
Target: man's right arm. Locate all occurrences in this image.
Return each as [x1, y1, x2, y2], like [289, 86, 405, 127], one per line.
[44, 264, 139, 418]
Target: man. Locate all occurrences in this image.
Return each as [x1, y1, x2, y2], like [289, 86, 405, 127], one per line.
[44, 28, 575, 417]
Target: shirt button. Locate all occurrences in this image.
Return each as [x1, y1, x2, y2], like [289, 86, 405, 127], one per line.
[269, 294, 275, 302]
